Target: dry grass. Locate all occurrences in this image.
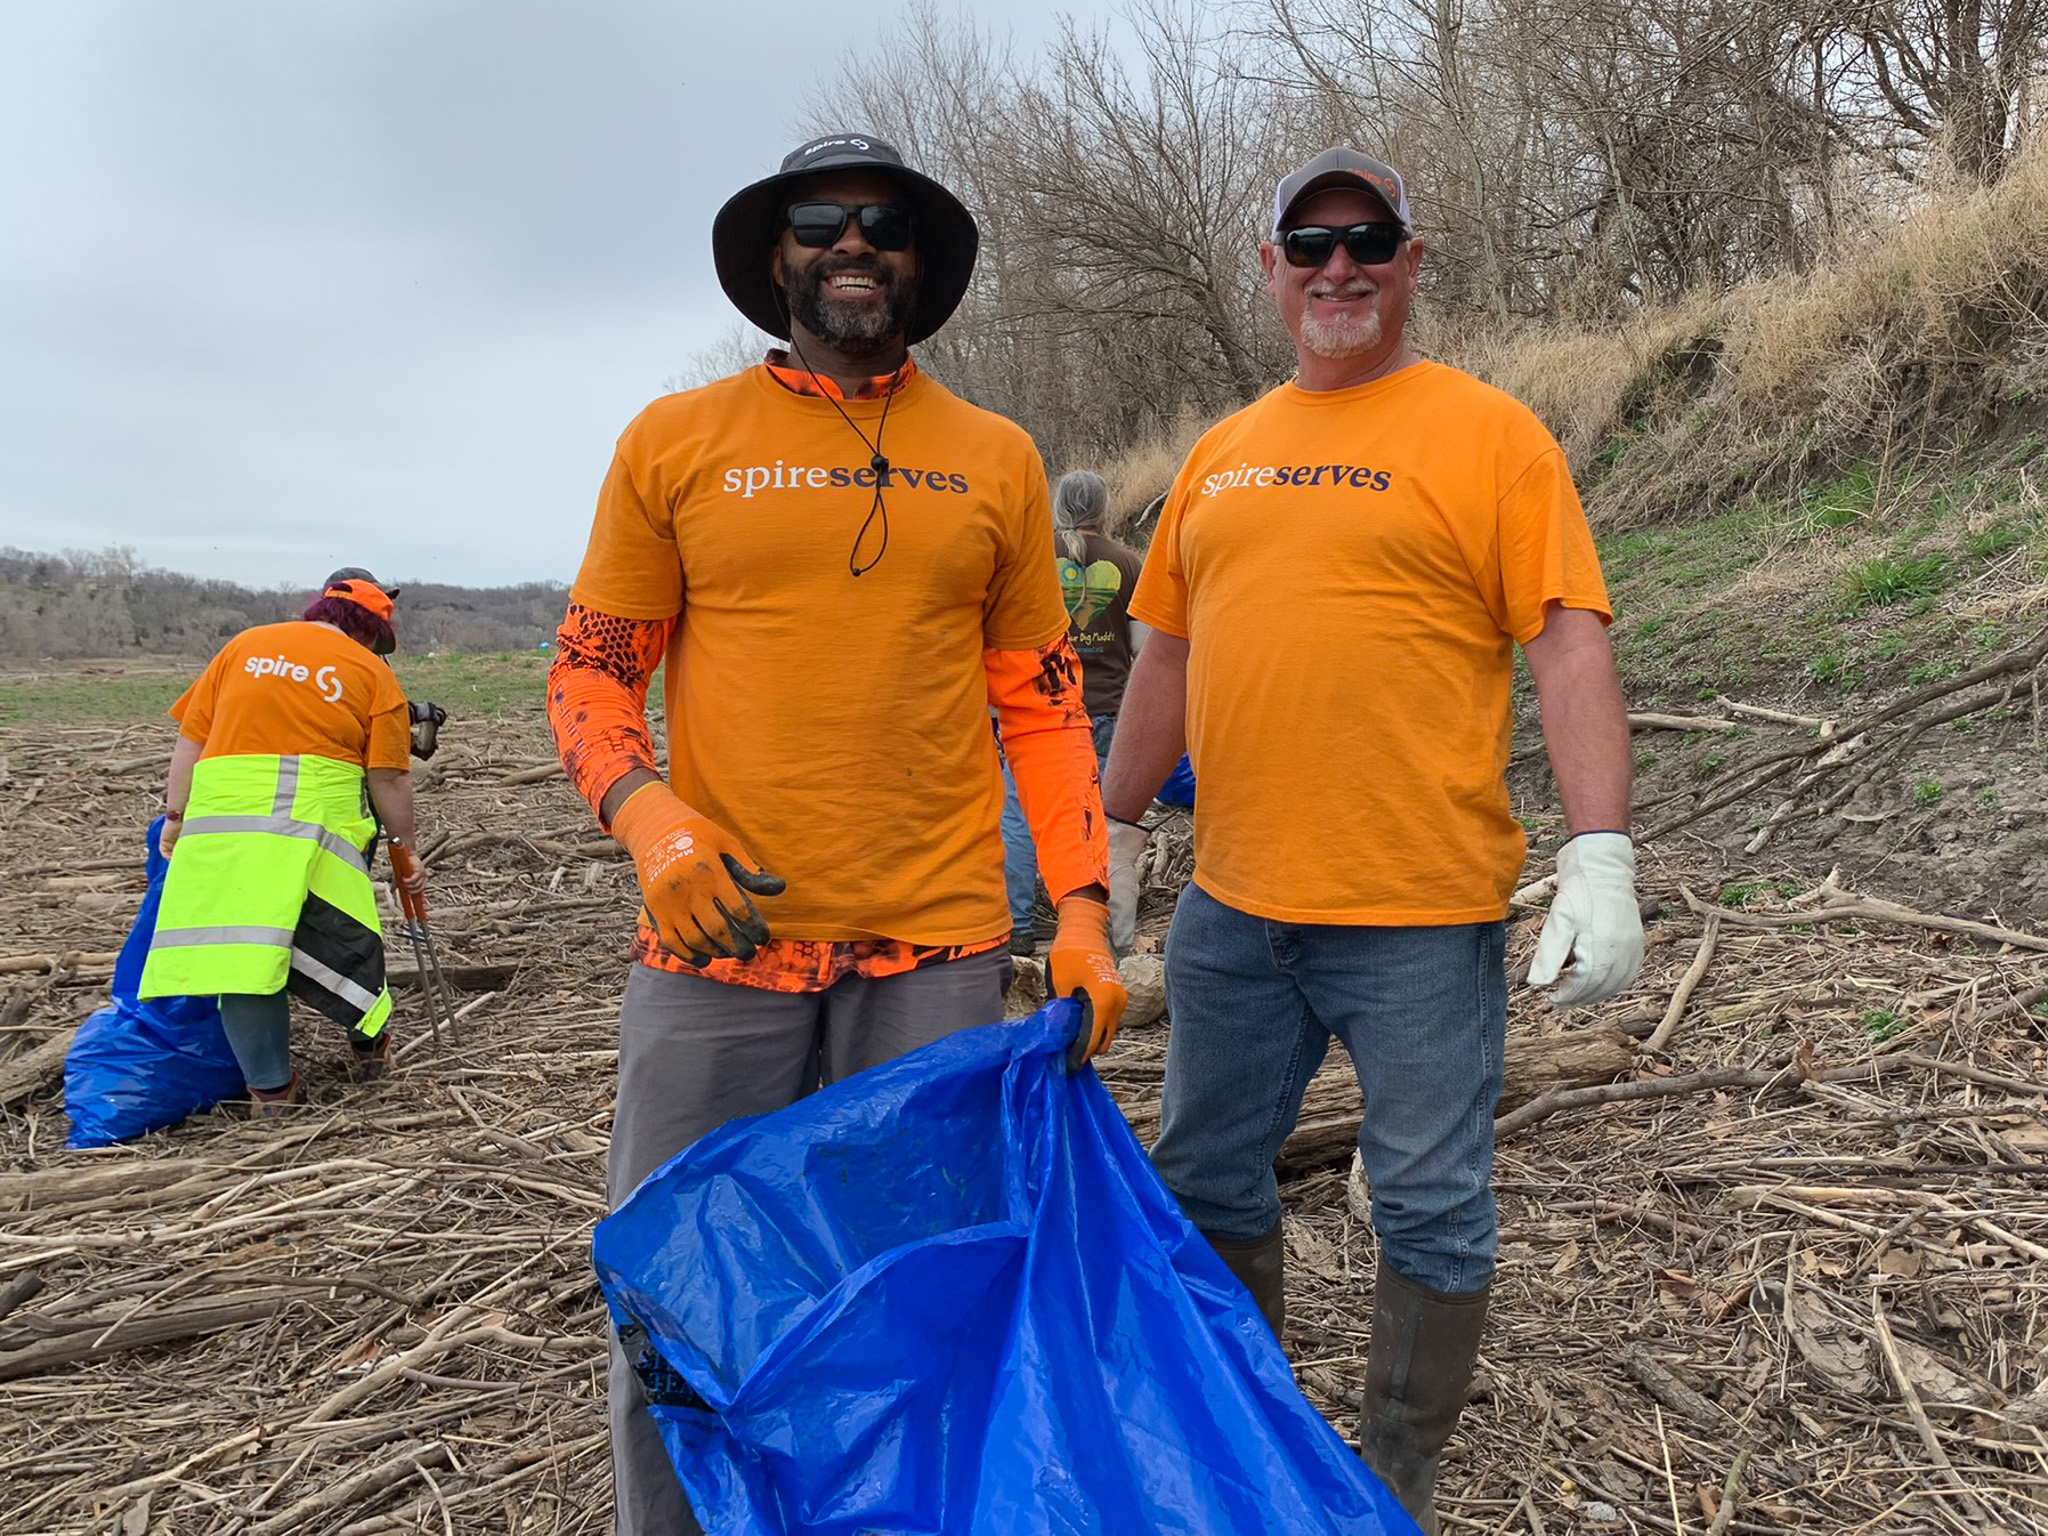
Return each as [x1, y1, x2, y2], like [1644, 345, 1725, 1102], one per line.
[1, 702, 629, 1536]
[5, 661, 2048, 1533]
[1478, 144, 2048, 530]
[1446, 292, 1729, 466]
[1104, 801, 2048, 1533]
[1096, 405, 1214, 542]
[1734, 147, 2048, 416]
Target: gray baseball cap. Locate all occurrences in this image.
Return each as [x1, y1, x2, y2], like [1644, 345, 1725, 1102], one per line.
[1271, 148, 1413, 235]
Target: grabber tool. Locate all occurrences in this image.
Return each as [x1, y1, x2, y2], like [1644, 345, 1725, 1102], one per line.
[389, 837, 458, 1046]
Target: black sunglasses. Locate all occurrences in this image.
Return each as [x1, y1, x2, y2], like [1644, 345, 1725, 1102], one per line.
[1278, 222, 1407, 269]
[784, 201, 915, 251]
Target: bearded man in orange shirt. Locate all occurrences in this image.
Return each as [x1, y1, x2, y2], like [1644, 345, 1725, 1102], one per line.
[548, 134, 1126, 1536]
[1102, 149, 1644, 1533]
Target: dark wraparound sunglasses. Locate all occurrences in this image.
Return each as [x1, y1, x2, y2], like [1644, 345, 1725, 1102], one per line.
[1279, 221, 1407, 269]
[785, 201, 915, 251]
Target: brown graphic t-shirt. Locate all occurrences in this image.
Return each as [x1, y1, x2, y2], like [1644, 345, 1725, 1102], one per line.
[1060, 529, 1144, 716]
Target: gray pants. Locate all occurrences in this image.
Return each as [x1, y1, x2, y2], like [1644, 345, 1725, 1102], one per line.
[606, 951, 1009, 1536]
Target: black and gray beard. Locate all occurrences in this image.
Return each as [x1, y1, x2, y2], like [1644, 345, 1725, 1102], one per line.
[782, 258, 919, 357]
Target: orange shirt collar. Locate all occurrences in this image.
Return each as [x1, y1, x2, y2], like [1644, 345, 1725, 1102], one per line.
[763, 350, 916, 402]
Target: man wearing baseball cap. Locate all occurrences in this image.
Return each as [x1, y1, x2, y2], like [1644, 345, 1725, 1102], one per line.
[1101, 148, 1643, 1531]
[547, 133, 1125, 1534]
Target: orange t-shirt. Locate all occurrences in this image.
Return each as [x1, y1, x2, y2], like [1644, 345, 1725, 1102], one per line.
[171, 622, 411, 769]
[568, 367, 1069, 944]
[1129, 361, 1612, 924]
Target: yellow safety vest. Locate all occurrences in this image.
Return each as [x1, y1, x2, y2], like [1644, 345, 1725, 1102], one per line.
[139, 752, 393, 1036]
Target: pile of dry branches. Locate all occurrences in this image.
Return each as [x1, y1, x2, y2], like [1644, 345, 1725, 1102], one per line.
[3, 669, 2048, 1533]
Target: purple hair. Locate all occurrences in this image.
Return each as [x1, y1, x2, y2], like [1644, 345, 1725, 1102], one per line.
[302, 594, 397, 655]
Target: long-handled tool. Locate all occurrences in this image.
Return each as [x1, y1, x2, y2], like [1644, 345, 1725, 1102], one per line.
[389, 838, 459, 1046]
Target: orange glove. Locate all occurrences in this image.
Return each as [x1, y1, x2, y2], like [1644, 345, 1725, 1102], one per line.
[611, 783, 785, 965]
[1047, 894, 1126, 1067]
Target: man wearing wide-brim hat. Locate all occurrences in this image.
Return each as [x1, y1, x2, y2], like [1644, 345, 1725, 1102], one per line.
[546, 133, 1128, 1534]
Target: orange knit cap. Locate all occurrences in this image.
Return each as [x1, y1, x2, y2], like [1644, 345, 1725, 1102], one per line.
[325, 578, 395, 622]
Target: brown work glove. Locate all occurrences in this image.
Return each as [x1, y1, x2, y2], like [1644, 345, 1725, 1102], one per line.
[1047, 894, 1127, 1068]
[612, 783, 785, 966]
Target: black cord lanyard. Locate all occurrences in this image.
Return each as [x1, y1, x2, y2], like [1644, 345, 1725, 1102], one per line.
[786, 333, 898, 578]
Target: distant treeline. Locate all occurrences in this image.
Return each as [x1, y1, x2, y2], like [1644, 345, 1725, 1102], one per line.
[0, 548, 567, 662]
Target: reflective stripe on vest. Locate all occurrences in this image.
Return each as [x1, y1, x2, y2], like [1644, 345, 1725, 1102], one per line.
[149, 925, 298, 950]
[289, 944, 382, 1015]
[179, 814, 369, 873]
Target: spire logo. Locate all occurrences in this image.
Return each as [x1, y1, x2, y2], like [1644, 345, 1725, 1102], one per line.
[244, 653, 346, 703]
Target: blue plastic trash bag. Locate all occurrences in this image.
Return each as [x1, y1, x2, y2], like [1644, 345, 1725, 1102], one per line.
[64, 817, 240, 1148]
[1157, 752, 1197, 807]
[593, 999, 1417, 1535]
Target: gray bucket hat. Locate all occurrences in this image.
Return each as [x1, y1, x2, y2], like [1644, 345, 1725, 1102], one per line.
[711, 133, 979, 345]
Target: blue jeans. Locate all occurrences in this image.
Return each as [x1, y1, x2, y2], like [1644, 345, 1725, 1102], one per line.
[1151, 882, 1506, 1295]
[1000, 714, 1116, 932]
[220, 991, 293, 1091]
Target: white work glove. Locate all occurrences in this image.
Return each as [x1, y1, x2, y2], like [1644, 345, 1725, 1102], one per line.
[1527, 831, 1644, 1008]
[1106, 817, 1148, 953]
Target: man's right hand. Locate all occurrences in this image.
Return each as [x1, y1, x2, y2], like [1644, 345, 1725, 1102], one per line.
[1106, 817, 1148, 951]
[1048, 895, 1127, 1066]
[611, 784, 785, 965]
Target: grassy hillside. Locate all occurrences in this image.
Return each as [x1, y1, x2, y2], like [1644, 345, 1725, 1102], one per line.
[0, 551, 568, 663]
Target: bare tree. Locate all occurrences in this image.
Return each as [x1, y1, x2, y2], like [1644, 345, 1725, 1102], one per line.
[665, 323, 778, 394]
[1822, 0, 2048, 182]
[737, 0, 2009, 455]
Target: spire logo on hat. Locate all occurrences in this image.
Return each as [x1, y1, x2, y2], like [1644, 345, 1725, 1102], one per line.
[794, 135, 874, 160]
[1271, 148, 1414, 235]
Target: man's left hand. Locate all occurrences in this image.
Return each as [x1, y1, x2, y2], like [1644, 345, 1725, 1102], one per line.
[388, 837, 429, 897]
[1528, 831, 1643, 1007]
[1048, 894, 1127, 1064]
[1106, 818, 1147, 952]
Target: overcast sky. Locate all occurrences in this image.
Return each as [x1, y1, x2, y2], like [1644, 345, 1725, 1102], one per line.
[0, 1, 1122, 592]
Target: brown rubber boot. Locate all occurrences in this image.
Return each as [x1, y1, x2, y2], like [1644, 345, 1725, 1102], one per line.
[1202, 1222, 1286, 1339]
[247, 1074, 305, 1120]
[1357, 1259, 1488, 1535]
[348, 1029, 390, 1084]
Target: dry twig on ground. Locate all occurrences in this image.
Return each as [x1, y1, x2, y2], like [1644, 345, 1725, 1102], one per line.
[5, 679, 2048, 1533]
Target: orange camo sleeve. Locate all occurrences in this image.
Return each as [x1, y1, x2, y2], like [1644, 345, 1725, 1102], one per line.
[547, 603, 674, 827]
[986, 637, 1108, 903]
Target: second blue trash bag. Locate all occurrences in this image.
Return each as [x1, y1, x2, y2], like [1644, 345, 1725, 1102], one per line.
[593, 999, 1418, 1536]
[1157, 751, 1197, 807]
[64, 817, 241, 1148]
